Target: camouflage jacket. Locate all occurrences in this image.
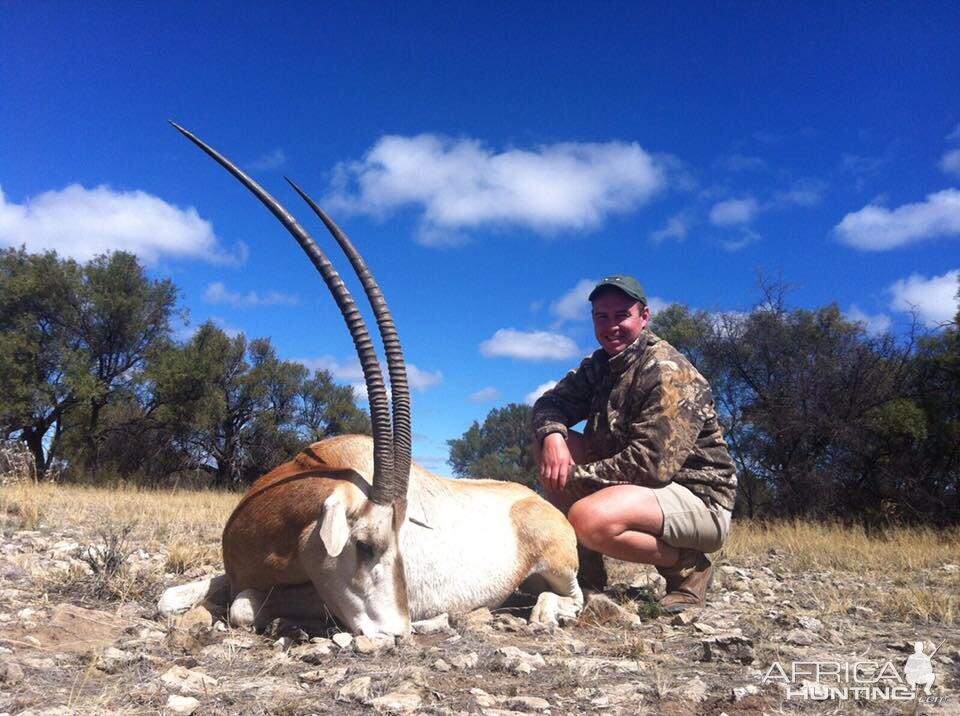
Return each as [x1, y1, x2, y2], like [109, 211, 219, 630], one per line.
[532, 329, 737, 510]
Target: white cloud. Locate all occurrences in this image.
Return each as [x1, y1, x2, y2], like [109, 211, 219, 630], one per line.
[834, 189, 960, 250]
[721, 227, 762, 252]
[203, 281, 299, 307]
[845, 305, 892, 336]
[0, 184, 244, 265]
[524, 380, 558, 405]
[889, 269, 959, 327]
[725, 154, 768, 172]
[468, 386, 500, 403]
[297, 355, 441, 391]
[709, 196, 758, 226]
[406, 364, 443, 391]
[550, 279, 596, 323]
[208, 316, 244, 339]
[327, 134, 666, 245]
[649, 213, 689, 243]
[646, 296, 670, 315]
[940, 148, 960, 177]
[480, 329, 579, 361]
[249, 148, 287, 172]
[771, 178, 827, 208]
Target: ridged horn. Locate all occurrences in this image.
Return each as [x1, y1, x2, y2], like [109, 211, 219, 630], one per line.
[285, 178, 412, 499]
[169, 122, 396, 505]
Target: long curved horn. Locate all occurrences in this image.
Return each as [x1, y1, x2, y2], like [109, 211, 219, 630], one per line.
[285, 179, 412, 498]
[169, 122, 397, 505]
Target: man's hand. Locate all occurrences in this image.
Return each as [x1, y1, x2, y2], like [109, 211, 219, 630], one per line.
[539, 432, 575, 492]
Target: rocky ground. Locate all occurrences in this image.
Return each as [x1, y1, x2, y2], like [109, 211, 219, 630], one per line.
[1, 519, 958, 715]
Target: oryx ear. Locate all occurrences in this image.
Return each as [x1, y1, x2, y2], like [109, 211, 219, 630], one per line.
[319, 494, 349, 557]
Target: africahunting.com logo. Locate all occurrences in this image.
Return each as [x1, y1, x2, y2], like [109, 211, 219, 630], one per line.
[762, 640, 947, 704]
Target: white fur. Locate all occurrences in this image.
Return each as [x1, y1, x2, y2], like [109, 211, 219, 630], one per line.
[158, 436, 582, 634]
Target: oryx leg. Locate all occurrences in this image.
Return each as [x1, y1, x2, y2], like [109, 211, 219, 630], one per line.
[229, 583, 331, 631]
[158, 574, 231, 618]
[512, 496, 584, 627]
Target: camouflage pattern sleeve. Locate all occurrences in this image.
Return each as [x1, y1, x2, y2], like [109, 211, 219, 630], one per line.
[569, 358, 707, 488]
[530, 351, 604, 444]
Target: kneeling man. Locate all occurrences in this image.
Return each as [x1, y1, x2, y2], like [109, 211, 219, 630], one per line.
[532, 275, 737, 612]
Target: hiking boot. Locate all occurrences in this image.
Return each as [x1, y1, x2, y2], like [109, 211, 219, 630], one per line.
[577, 544, 608, 593]
[657, 550, 713, 613]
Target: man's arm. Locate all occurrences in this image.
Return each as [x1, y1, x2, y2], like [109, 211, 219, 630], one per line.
[531, 352, 602, 491]
[570, 359, 708, 488]
[530, 352, 602, 442]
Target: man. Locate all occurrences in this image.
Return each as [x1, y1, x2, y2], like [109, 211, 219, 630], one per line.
[532, 275, 737, 612]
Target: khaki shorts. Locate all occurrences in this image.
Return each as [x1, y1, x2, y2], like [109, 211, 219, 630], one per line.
[654, 482, 732, 554]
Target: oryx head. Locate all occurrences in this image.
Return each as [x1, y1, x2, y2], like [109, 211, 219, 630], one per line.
[173, 122, 413, 637]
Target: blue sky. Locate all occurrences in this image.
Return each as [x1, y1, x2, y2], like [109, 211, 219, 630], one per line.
[2, 2, 959, 472]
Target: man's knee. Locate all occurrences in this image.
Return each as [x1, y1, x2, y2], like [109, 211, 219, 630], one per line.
[567, 500, 608, 548]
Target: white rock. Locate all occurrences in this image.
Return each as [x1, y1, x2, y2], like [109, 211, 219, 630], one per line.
[504, 695, 551, 711]
[336, 675, 372, 702]
[165, 694, 200, 715]
[412, 612, 451, 634]
[159, 665, 218, 695]
[369, 688, 422, 713]
[493, 646, 545, 675]
[331, 632, 353, 648]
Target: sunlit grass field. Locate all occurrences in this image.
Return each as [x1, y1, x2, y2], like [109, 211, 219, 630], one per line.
[3, 479, 958, 625]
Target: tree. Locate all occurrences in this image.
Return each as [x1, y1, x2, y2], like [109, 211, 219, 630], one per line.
[447, 404, 538, 489]
[0, 248, 177, 475]
[145, 322, 370, 488]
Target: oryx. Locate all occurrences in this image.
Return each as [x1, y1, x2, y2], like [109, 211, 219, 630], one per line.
[158, 124, 583, 637]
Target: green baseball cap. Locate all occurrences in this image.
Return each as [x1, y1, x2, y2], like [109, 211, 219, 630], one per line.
[588, 275, 647, 304]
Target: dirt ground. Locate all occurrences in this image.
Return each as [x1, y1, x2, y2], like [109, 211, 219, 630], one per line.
[0, 484, 958, 715]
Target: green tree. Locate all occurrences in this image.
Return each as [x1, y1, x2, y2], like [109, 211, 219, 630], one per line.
[447, 403, 538, 489]
[0, 248, 176, 475]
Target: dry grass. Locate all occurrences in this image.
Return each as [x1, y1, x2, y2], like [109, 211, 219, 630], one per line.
[2, 481, 957, 624]
[0, 480, 237, 548]
[721, 518, 960, 573]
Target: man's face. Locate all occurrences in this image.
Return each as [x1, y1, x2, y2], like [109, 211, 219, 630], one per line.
[591, 290, 650, 356]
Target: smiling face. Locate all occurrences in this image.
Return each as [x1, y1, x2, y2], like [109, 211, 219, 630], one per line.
[591, 288, 650, 356]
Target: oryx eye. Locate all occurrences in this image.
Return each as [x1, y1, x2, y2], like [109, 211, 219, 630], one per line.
[356, 540, 375, 561]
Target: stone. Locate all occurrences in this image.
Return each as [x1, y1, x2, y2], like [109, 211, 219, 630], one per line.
[23, 656, 57, 669]
[700, 634, 754, 664]
[173, 606, 213, 632]
[796, 615, 823, 632]
[331, 632, 353, 649]
[680, 676, 708, 702]
[470, 687, 497, 708]
[732, 684, 759, 702]
[503, 695, 551, 711]
[289, 640, 334, 664]
[96, 646, 135, 673]
[492, 613, 528, 632]
[165, 629, 203, 655]
[337, 675, 372, 702]
[693, 622, 717, 635]
[370, 688, 423, 713]
[354, 634, 394, 655]
[432, 658, 451, 672]
[412, 612, 451, 634]
[671, 610, 699, 626]
[784, 628, 815, 646]
[299, 665, 349, 686]
[273, 636, 295, 652]
[450, 651, 479, 669]
[160, 665, 218, 695]
[165, 694, 200, 715]
[579, 593, 640, 627]
[1, 661, 24, 684]
[493, 646, 545, 675]
[458, 607, 493, 630]
[563, 656, 643, 677]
